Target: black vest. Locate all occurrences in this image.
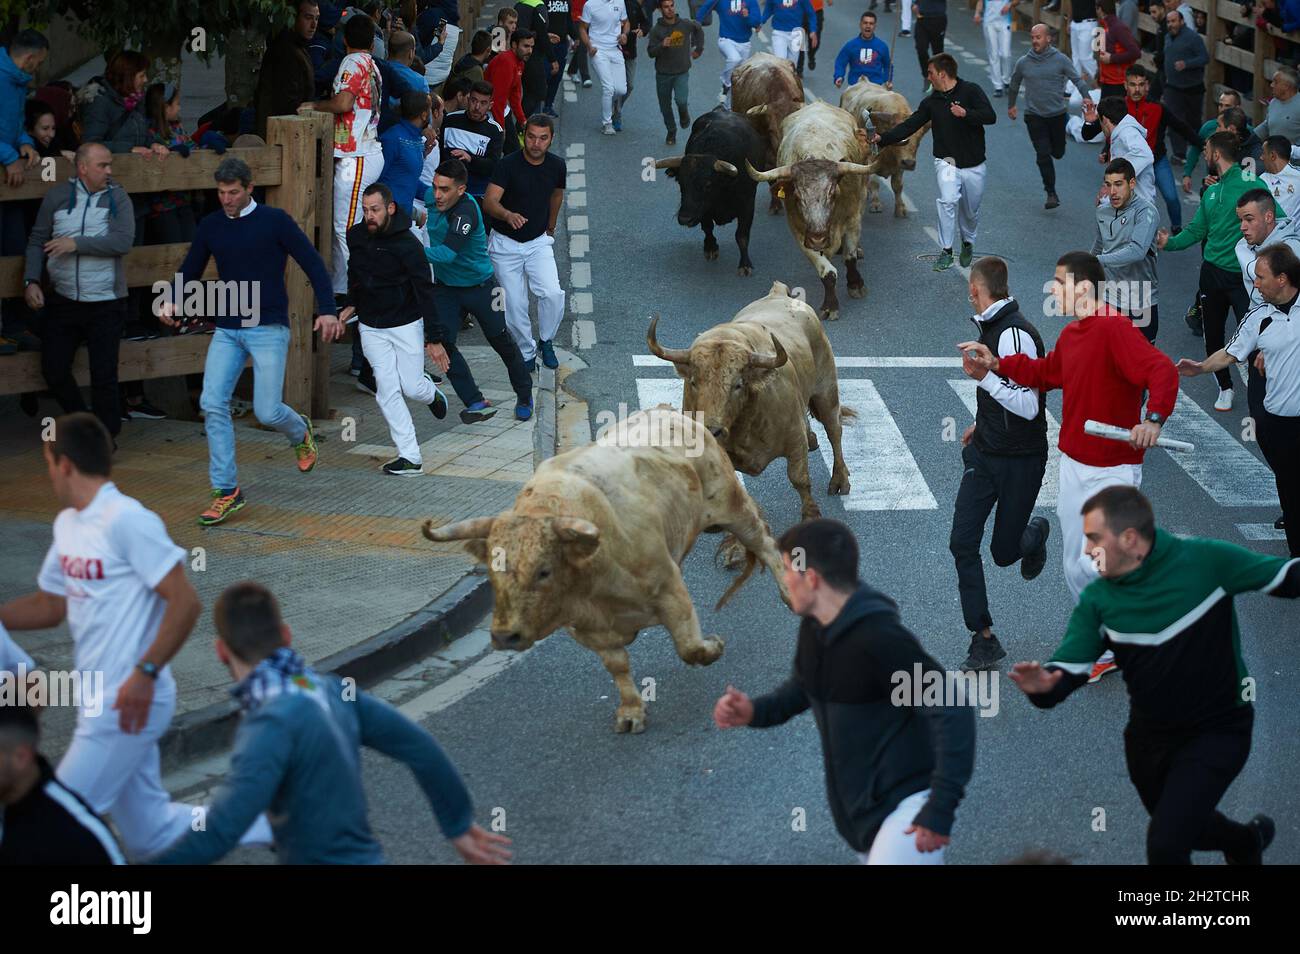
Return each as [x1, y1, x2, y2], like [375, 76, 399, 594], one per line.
[972, 300, 1049, 457]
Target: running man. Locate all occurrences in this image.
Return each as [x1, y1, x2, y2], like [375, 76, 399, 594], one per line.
[1011, 486, 1295, 864]
[1007, 23, 1090, 210]
[973, 0, 1012, 97]
[697, 0, 762, 106]
[761, 0, 817, 66]
[833, 11, 892, 90]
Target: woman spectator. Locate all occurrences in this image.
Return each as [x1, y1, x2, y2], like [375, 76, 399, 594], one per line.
[25, 100, 75, 162]
[142, 83, 198, 245]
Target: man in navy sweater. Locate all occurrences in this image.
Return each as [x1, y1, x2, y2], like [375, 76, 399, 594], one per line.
[159, 158, 342, 527]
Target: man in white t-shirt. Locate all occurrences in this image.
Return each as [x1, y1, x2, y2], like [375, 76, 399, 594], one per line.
[580, 0, 631, 135]
[299, 13, 387, 295]
[1262, 135, 1300, 222]
[0, 414, 202, 859]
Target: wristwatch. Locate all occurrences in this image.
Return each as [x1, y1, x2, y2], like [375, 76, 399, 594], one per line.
[1144, 411, 1165, 425]
[136, 661, 160, 680]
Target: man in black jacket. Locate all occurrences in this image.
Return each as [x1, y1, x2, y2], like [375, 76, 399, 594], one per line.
[873, 53, 995, 271]
[951, 257, 1050, 672]
[517, 0, 557, 119]
[714, 518, 976, 864]
[341, 183, 449, 477]
[255, 0, 321, 139]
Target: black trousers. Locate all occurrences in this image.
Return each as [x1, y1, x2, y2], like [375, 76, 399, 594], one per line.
[915, 15, 946, 80]
[1099, 82, 1126, 100]
[1125, 302, 1159, 342]
[1024, 111, 1067, 194]
[949, 442, 1047, 633]
[1257, 409, 1300, 556]
[41, 294, 127, 438]
[1199, 261, 1251, 391]
[797, 7, 825, 72]
[431, 279, 533, 407]
[1124, 708, 1257, 865]
[1161, 84, 1203, 160]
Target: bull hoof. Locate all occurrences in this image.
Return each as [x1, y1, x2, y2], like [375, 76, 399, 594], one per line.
[614, 706, 647, 734]
[703, 245, 719, 261]
[684, 635, 725, 666]
[895, 205, 908, 219]
[807, 430, 819, 451]
[821, 308, 839, 321]
[869, 203, 883, 214]
[737, 264, 753, 277]
[717, 536, 748, 570]
[847, 283, 866, 299]
[829, 472, 851, 496]
[801, 504, 823, 521]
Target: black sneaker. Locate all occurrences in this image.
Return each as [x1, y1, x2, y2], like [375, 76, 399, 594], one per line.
[1184, 299, 1204, 337]
[425, 372, 448, 420]
[1045, 192, 1060, 209]
[898, 28, 911, 37]
[382, 457, 424, 476]
[356, 369, 377, 396]
[124, 400, 166, 420]
[961, 633, 1007, 672]
[1226, 814, 1275, 865]
[1020, 515, 1050, 581]
[1275, 515, 1286, 531]
[459, 400, 498, 424]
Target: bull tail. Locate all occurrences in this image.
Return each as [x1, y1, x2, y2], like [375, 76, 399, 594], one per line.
[840, 405, 858, 423]
[713, 540, 758, 612]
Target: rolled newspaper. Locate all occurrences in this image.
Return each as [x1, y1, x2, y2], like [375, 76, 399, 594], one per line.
[1084, 419, 1194, 452]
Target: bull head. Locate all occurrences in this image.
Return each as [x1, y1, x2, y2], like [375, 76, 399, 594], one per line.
[646, 314, 692, 366]
[423, 516, 495, 562]
[750, 158, 874, 250]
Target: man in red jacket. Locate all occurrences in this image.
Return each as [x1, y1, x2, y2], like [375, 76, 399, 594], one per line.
[960, 251, 1179, 682]
[485, 28, 533, 150]
[1095, 0, 1139, 98]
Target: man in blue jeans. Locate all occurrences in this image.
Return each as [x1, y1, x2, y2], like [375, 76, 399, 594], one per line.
[158, 157, 342, 527]
[425, 158, 534, 421]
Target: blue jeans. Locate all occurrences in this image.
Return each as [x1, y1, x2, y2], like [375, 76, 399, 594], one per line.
[199, 324, 306, 491]
[1153, 156, 1181, 230]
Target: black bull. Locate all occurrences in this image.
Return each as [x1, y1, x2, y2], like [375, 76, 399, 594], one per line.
[654, 108, 767, 276]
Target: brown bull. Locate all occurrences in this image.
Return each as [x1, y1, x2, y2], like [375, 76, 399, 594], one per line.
[730, 52, 804, 214]
[647, 281, 851, 529]
[747, 102, 876, 320]
[423, 407, 789, 734]
[839, 79, 930, 218]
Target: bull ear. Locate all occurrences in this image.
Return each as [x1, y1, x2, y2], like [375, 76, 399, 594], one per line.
[553, 517, 600, 564]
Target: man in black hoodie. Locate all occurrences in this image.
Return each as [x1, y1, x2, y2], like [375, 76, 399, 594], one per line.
[714, 518, 976, 864]
[340, 182, 449, 477]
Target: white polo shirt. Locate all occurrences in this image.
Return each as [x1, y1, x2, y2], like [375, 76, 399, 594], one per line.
[1227, 296, 1300, 416]
[581, 0, 629, 50]
[1263, 165, 1300, 221]
[38, 482, 185, 713]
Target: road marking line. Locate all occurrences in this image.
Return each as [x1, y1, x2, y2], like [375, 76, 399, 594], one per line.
[399, 650, 523, 721]
[571, 291, 594, 314]
[634, 354, 964, 367]
[571, 261, 592, 288]
[565, 91, 578, 102]
[1161, 393, 1279, 507]
[568, 214, 589, 231]
[566, 143, 585, 158]
[568, 158, 586, 173]
[1235, 523, 1287, 541]
[815, 380, 937, 510]
[570, 233, 590, 258]
[635, 378, 747, 486]
[569, 173, 587, 190]
[946, 42, 965, 51]
[567, 190, 588, 209]
[572, 319, 597, 349]
[948, 378, 1061, 508]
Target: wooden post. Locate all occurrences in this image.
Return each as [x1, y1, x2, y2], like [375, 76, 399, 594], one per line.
[1253, 26, 1271, 126]
[1203, 0, 1225, 120]
[266, 115, 324, 417]
[309, 111, 335, 419]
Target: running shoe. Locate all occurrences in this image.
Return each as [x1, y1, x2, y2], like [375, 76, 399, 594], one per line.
[1226, 814, 1275, 865]
[538, 339, 559, 369]
[959, 241, 974, 267]
[899, 29, 911, 36]
[198, 487, 246, 526]
[382, 457, 423, 476]
[933, 249, 954, 271]
[459, 400, 498, 424]
[124, 400, 167, 420]
[1045, 192, 1060, 209]
[515, 399, 533, 421]
[993, 87, 1004, 97]
[425, 373, 448, 419]
[294, 413, 318, 472]
[356, 368, 377, 397]
[960, 633, 1006, 672]
[602, 122, 616, 136]
[1214, 388, 1234, 412]
[1184, 299, 1203, 337]
[1275, 515, 1286, 531]
[666, 129, 677, 145]
[583, 78, 593, 88]
[1088, 658, 1119, 683]
[1020, 516, 1051, 581]
[612, 116, 623, 132]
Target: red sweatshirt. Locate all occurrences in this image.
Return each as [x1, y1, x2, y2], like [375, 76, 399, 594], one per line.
[484, 49, 525, 128]
[998, 309, 1179, 467]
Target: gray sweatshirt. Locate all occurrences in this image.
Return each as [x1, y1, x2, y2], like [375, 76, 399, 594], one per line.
[1092, 192, 1160, 309]
[1007, 46, 1089, 118]
[25, 178, 134, 302]
[1163, 25, 1208, 89]
[647, 16, 705, 74]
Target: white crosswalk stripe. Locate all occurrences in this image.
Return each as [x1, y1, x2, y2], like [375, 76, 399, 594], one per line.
[1161, 393, 1279, 507]
[948, 378, 1060, 509]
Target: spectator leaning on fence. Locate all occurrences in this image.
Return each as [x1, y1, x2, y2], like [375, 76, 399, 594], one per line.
[1160, 7, 1207, 165]
[157, 157, 342, 527]
[24, 143, 134, 443]
[255, 0, 320, 139]
[1251, 67, 1300, 148]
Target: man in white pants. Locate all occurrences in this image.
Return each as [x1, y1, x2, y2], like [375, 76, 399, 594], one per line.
[299, 13, 386, 295]
[1069, 0, 1098, 87]
[580, 0, 630, 135]
[762, 0, 817, 64]
[959, 252, 1179, 684]
[341, 183, 450, 477]
[714, 518, 975, 866]
[484, 114, 568, 371]
[974, 0, 1012, 96]
[697, 0, 762, 105]
[0, 414, 274, 859]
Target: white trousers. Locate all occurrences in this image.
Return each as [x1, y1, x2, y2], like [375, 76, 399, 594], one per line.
[901, 3, 914, 31]
[856, 789, 946, 865]
[935, 159, 986, 250]
[592, 47, 628, 124]
[1058, 451, 1143, 602]
[719, 37, 751, 95]
[1070, 20, 1098, 85]
[983, 20, 1012, 91]
[489, 231, 566, 362]
[360, 321, 438, 465]
[771, 29, 803, 64]
[333, 153, 385, 293]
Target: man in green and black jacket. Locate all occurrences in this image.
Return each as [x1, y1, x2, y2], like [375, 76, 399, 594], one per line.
[714, 518, 976, 864]
[1012, 486, 1299, 865]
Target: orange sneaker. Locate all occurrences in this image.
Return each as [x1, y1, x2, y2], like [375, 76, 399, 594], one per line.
[199, 488, 246, 526]
[1088, 658, 1119, 684]
[294, 413, 317, 473]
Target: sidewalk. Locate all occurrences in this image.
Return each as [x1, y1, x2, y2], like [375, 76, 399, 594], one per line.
[0, 340, 545, 763]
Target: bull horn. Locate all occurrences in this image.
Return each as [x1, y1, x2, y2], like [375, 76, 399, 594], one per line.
[653, 155, 683, 170]
[748, 334, 789, 370]
[746, 159, 793, 183]
[423, 516, 495, 542]
[552, 516, 600, 542]
[712, 159, 738, 176]
[746, 104, 769, 117]
[646, 314, 691, 365]
[835, 161, 877, 177]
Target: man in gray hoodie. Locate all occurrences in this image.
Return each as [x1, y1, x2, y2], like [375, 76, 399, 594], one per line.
[1161, 8, 1207, 163]
[1007, 24, 1090, 209]
[1093, 157, 1161, 341]
[24, 143, 134, 441]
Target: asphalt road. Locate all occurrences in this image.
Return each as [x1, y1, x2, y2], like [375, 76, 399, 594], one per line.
[192, 9, 1299, 865]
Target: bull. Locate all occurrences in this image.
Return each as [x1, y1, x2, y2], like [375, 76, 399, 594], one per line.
[839, 79, 929, 218]
[653, 108, 766, 275]
[423, 407, 790, 735]
[730, 52, 804, 214]
[647, 281, 852, 533]
[746, 102, 876, 320]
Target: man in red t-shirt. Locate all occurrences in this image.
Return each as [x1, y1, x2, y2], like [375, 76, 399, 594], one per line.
[960, 251, 1179, 681]
[485, 29, 533, 150]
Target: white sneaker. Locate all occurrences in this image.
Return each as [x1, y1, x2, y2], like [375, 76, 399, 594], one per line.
[1214, 388, 1234, 412]
[602, 122, 616, 135]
